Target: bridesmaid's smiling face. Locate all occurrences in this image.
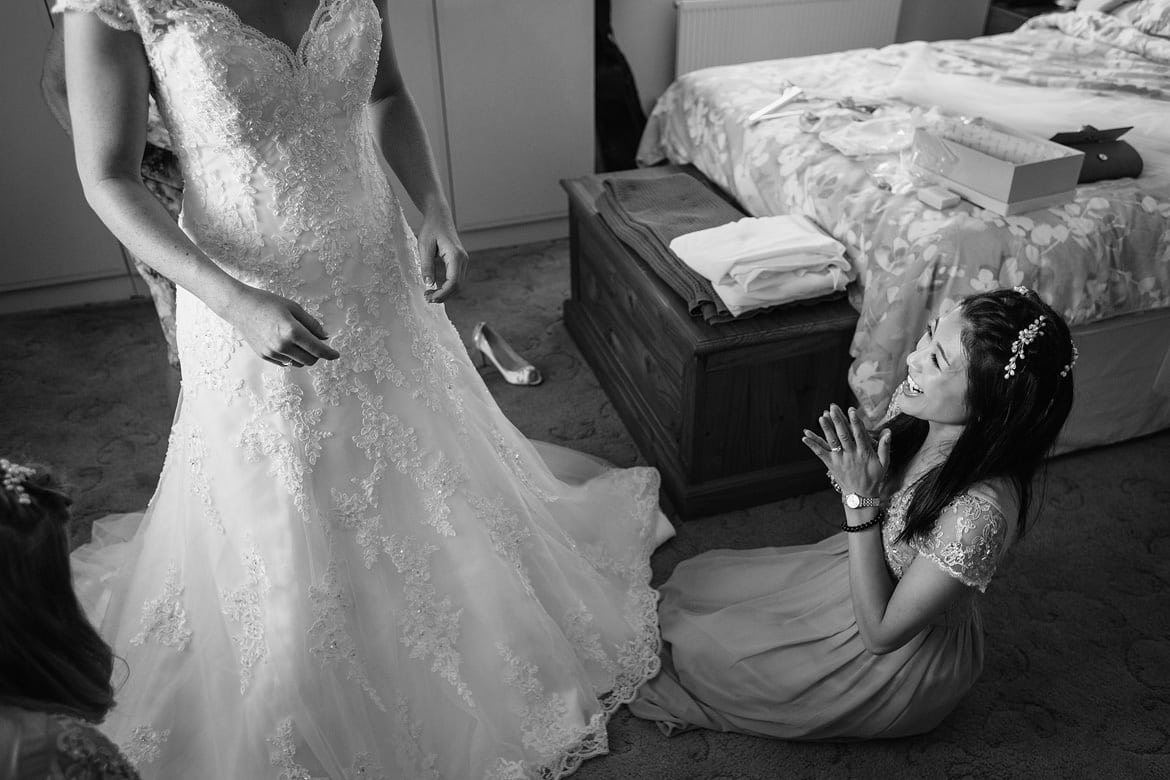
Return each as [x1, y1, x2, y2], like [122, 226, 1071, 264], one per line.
[899, 307, 969, 428]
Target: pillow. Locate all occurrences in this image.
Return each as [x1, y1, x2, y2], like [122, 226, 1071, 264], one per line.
[1074, 0, 1135, 12]
[1123, 0, 1170, 35]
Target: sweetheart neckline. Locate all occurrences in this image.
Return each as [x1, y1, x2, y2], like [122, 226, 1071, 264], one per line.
[196, 0, 333, 67]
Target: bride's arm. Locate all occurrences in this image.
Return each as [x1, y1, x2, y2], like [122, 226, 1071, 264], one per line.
[368, 0, 467, 303]
[62, 11, 339, 368]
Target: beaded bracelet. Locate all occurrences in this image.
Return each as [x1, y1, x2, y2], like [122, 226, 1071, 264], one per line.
[841, 514, 883, 533]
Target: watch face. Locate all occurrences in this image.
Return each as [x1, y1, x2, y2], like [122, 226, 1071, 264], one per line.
[845, 494, 860, 509]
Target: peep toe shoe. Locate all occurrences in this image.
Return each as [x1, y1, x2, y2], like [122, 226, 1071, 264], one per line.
[471, 322, 543, 386]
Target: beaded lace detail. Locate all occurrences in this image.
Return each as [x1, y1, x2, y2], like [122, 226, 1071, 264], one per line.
[881, 484, 1009, 593]
[308, 559, 387, 711]
[470, 492, 535, 595]
[129, 561, 193, 650]
[266, 719, 322, 780]
[185, 423, 227, 535]
[390, 696, 440, 779]
[496, 643, 579, 758]
[43, 715, 142, 779]
[119, 724, 171, 767]
[491, 427, 560, 503]
[390, 535, 474, 707]
[221, 540, 272, 693]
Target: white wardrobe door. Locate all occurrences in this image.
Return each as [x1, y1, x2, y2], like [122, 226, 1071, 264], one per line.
[1, 2, 131, 312]
[383, 0, 452, 230]
[435, 0, 593, 231]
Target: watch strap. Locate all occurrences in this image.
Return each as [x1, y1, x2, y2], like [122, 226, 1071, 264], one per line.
[843, 492, 882, 509]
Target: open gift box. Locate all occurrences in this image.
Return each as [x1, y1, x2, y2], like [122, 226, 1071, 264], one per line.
[912, 118, 1085, 216]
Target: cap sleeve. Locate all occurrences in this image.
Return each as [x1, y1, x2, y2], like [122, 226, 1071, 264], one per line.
[48, 715, 142, 779]
[911, 490, 1011, 592]
[51, 0, 138, 33]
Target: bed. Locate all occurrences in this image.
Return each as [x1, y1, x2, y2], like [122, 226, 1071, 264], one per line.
[637, 5, 1170, 453]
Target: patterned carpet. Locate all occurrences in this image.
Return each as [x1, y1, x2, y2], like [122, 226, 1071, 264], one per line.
[2, 239, 1168, 780]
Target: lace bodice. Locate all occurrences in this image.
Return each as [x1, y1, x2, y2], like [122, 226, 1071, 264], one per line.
[52, 0, 392, 292]
[881, 481, 1012, 593]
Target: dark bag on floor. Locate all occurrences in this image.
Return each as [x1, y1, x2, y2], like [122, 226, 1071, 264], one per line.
[1051, 125, 1143, 183]
[595, 0, 647, 172]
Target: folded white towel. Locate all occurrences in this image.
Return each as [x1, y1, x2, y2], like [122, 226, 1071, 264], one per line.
[669, 215, 852, 316]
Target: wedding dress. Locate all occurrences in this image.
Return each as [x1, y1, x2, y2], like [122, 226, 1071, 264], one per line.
[53, 1, 672, 777]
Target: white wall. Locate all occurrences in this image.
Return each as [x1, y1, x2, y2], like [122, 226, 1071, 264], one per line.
[611, 0, 678, 116]
[612, 0, 992, 117]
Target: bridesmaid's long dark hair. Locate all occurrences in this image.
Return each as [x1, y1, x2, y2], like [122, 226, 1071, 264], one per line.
[881, 289, 1076, 543]
[0, 462, 117, 721]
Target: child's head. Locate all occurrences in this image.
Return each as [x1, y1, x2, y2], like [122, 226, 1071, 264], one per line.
[0, 458, 116, 720]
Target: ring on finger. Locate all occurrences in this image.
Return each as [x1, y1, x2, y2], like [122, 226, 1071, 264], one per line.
[830, 444, 843, 453]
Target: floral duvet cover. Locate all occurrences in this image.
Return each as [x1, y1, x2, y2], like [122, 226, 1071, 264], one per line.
[638, 12, 1170, 422]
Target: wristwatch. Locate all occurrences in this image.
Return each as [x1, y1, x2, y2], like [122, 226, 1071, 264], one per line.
[843, 492, 881, 510]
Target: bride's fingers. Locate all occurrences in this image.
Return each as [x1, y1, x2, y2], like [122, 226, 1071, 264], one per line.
[803, 429, 831, 451]
[847, 407, 874, 452]
[829, 405, 853, 447]
[818, 413, 840, 448]
[801, 433, 831, 463]
[427, 277, 459, 304]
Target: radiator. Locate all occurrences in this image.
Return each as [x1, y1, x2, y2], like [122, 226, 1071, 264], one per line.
[675, 0, 904, 77]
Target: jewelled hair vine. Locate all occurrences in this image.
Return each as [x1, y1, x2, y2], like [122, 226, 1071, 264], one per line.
[1004, 286, 1077, 380]
[1060, 343, 1079, 378]
[1003, 315, 1046, 379]
[1, 458, 35, 506]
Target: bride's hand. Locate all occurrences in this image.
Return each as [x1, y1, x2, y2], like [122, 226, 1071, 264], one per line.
[221, 285, 341, 368]
[418, 207, 468, 304]
[802, 404, 891, 498]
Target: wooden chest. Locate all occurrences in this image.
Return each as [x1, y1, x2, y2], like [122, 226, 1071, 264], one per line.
[562, 166, 859, 518]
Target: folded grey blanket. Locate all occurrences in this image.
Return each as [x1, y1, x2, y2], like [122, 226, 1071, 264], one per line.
[597, 171, 744, 323]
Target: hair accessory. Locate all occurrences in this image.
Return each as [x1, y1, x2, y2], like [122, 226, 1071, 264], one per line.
[1013, 285, 1030, 295]
[1, 458, 35, 505]
[1060, 343, 1079, 379]
[1003, 315, 1047, 380]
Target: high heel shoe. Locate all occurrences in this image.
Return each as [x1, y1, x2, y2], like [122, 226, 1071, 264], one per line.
[472, 322, 543, 386]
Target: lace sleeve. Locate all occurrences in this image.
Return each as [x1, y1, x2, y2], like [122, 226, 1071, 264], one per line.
[50, 0, 137, 33]
[48, 715, 142, 779]
[911, 493, 1010, 592]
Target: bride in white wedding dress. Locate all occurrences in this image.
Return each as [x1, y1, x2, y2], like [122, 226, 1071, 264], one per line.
[54, 1, 673, 777]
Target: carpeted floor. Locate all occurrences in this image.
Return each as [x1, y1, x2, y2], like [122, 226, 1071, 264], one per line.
[2, 239, 1168, 780]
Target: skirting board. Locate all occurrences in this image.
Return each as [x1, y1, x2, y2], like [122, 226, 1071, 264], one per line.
[459, 216, 568, 252]
[0, 275, 139, 316]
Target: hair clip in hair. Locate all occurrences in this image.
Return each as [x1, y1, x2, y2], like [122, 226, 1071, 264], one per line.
[1013, 285, 1031, 296]
[1, 458, 35, 505]
[1003, 315, 1046, 380]
[1060, 343, 1079, 379]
